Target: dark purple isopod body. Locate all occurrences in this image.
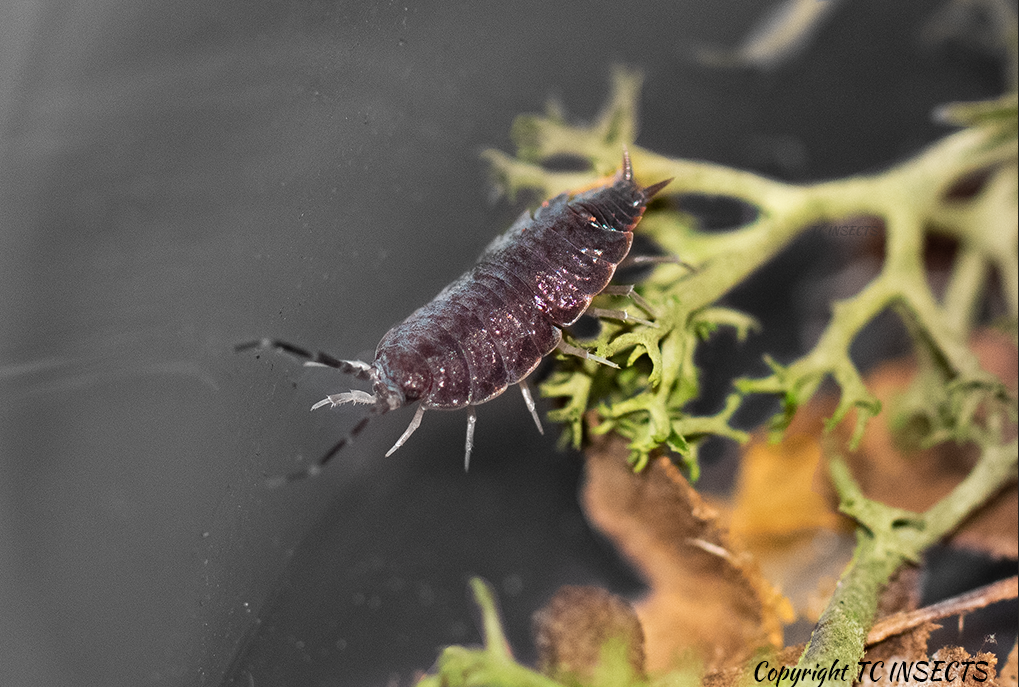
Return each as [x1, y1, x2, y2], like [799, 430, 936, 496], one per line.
[241, 150, 670, 481]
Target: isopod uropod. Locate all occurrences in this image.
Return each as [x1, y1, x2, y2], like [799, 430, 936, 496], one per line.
[239, 150, 671, 483]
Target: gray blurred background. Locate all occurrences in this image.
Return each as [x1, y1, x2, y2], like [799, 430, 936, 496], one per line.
[0, 1, 1010, 686]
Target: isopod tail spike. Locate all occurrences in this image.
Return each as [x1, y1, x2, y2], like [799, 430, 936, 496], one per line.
[464, 407, 477, 472]
[642, 177, 674, 199]
[386, 404, 426, 458]
[620, 146, 633, 181]
[518, 380, 544, 435]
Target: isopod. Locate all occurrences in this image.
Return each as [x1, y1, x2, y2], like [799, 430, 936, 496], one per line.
[238, 150, 670, 483]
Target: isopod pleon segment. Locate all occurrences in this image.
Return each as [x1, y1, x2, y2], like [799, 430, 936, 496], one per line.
[483, 241, 593, 326]
[532, 220, 620, 291]
[465, 265, 563, 380]
[417, 296, 505, 406]
[460, 271, 558, 383]
[435, 299, 508, 404]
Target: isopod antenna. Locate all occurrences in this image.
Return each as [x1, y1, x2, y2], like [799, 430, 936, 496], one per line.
[265, 400, 392, 488]
[234, 338, 386, 486]
[233, 338, 374, 380]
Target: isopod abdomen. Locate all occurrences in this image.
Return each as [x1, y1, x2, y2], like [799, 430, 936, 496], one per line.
[239, 150, 670, 481]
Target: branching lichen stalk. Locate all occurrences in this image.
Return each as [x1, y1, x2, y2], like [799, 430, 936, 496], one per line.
[796, 441, 1018, 686]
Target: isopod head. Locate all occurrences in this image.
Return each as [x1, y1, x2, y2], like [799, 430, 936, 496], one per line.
[372, 347, 428, 410]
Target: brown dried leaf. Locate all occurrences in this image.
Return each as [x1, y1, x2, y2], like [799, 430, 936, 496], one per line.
[931, 646, 998, 685]
[727, 399, 856, 621]
[581, 433, 793, 673]
[701, 644, 804, 687]
[856, 645, 998, 685]
[533, 585, 645, 685]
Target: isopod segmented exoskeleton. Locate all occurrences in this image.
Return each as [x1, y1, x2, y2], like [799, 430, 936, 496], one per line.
[238, 150, 670, 483]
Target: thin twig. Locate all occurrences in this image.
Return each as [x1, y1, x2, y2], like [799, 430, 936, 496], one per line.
[866, 575, 1018, 646]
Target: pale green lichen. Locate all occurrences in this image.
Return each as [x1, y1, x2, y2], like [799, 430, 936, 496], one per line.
[415, 578, 700, 687]
[485, 63, 1016, 475]
[417, 8, 1018, 686]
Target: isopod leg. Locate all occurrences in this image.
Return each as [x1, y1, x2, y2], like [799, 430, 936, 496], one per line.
[556, 341, 620, 369]
[385, 404, 426, 457]
[599, 285, 656, 316]
[587, 307, 656, 328]
[464, 407, 477, 472]
[234, 337, 373, 381]
[518, 380, 544, 435]
[311, 389, 378, 410]
[617, 254, 697, 273]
